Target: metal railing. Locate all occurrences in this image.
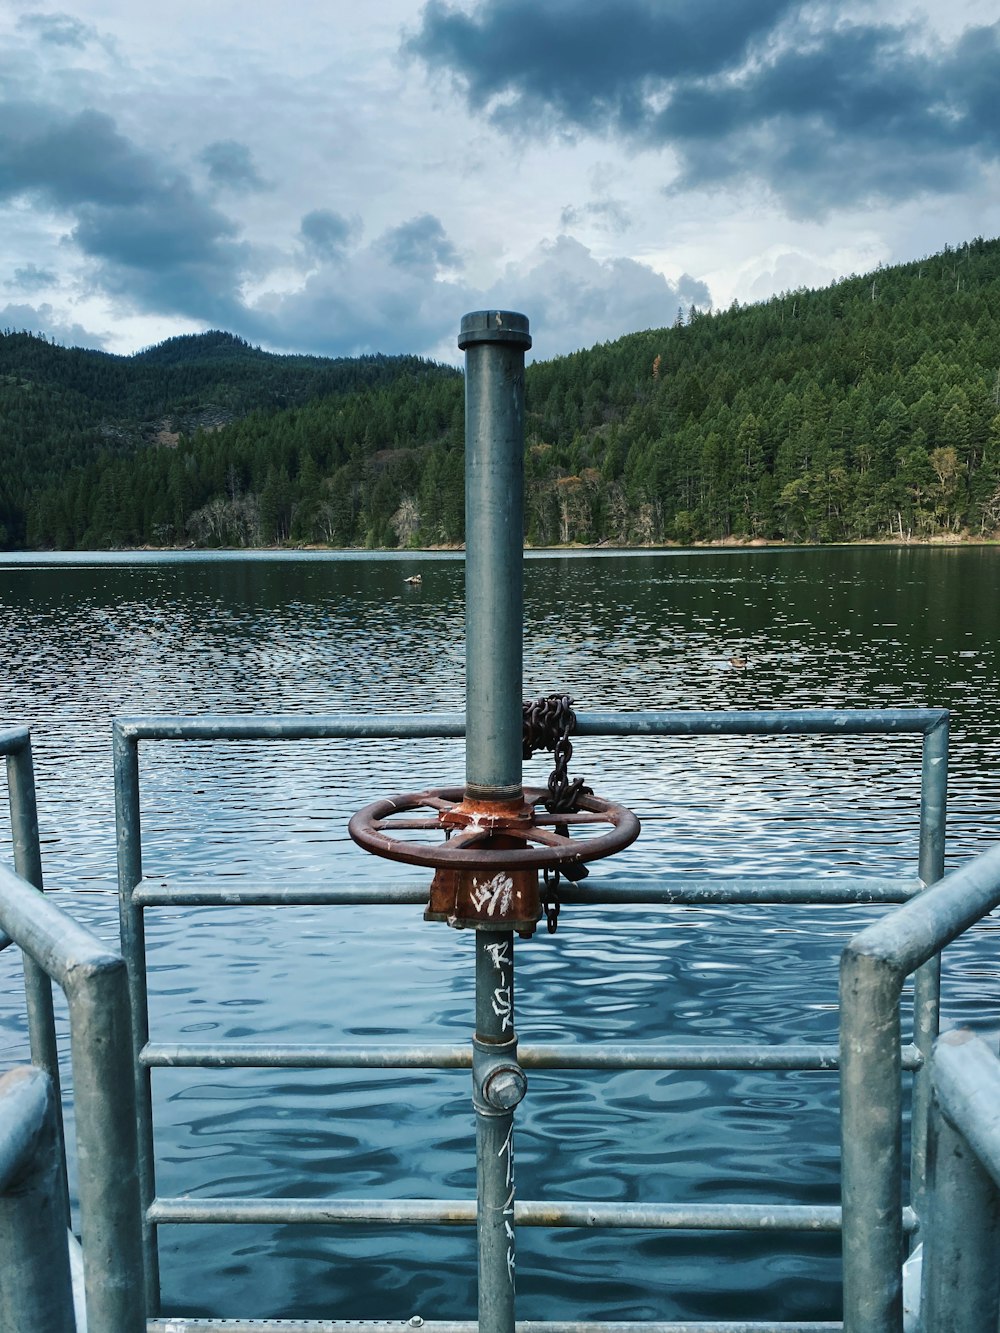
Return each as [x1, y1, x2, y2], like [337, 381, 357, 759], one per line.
[840, 840, 1000, 1333]
[920, 1028, 1000, 1331]
[0, 1065, 75, 1332]
[115, 705, 946, 1332]
[1, 726, 62, 1123]
[0, 728, 146, 1332]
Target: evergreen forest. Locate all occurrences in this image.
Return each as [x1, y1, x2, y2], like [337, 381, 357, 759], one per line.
[4, 235, 1000, 550]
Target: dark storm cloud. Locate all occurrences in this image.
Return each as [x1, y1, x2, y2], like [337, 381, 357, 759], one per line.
[407, 0, 795, 127]
[0, 99, 251, 324]
[0, 104, 159, 207]
[72, 183, 247, 324]
[299, 209, 358, 258]
[200, 140, 268, 191]
[378, 213, 457, 271]
[409, 2, 1000, 209]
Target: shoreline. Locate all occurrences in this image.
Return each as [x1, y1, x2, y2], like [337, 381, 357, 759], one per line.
[5, 534, 997, 555]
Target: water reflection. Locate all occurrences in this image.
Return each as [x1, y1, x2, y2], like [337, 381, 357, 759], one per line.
[1, 546, 998, 1321]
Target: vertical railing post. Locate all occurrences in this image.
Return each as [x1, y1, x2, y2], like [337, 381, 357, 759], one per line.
[0, 1067, 76, 1333]
[920, 1031, 1000, 1331]
[910, 715, 948, 1215]
[840, 947, 905, 1333]
[113, 721, 160, 1315]
[5, 734, 68, 1213]
[67, 952, 147, 1333]
[459, 309, 531, 1333]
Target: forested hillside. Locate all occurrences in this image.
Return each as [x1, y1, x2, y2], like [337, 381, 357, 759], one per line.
[0, 330, 457, 546]
[7, 236, 1000, 549]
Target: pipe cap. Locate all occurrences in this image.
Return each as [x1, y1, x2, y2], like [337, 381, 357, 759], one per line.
[459, 310, 531, 350]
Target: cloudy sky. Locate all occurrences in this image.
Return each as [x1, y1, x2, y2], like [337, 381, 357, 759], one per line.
[1, 0, 998, 363]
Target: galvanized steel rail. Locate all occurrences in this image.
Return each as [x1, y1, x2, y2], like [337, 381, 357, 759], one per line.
[115, 703, 945, 1328]
[0, 727, 63, 1140]
[840, 842, 1000, 1332]
[919, 1030, 1000, 1330]
[147, 1320, 845, 1332]
[0, 858, 146, 1331]
[0, 1066, 75, 1333]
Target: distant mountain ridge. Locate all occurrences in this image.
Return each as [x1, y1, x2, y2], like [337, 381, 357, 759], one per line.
[5, 235, 1000, 549]
[0, 330, 456, 544]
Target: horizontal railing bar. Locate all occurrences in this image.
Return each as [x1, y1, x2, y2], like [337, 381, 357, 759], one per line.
[559, 878, 920, 906]
[116, 707, 946, 744]
[132, 876, 921, 909]
[146, 1320, 845, 1332]
[116, 714, 466, 741]
[143, 1042, 470, 1069]
[576, 709, 947, 737]
[147, 1320, 844, 1332]
[148, 1196, 919, 1233]
[846, 843, 1000, 975]
[140, 1040, 924, 1072]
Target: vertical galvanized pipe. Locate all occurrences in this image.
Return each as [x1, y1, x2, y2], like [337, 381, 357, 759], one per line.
[113, 722, 161, 1314]
[0, 1067, 76, 1333]
[458, 310, 531, 801]
[910, 717, 948, 1217]
[67, 949, 147, 1332]
[6, 739, 68, 1213]
[475, 932, 518, 1333]
[459, 311, 530, 1333]
[840, 948, 904, 1333]
[920, 1037, 1000, 1331]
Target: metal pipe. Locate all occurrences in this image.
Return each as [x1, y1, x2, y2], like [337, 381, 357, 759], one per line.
[475, 931, 519, 1333]
[146, 1322, 845, 1333]
[839, 948, 904, 1333]
[0, 1067, 76, 1333]
[148, 1192, 917, 1233]
[910, 717, 949, 1219]
[113, 722, 160, 1316]
[131, 874, 921, 909]
[0, 863, 146, 1332]
[115, 706, 945, 744]
[4, 733, 69, 1216]
[848, 842, 1000, 978]
[931, 1030, 1000, 1188]
[138, 1038, 923, 1071]
[459, 310, 530, 800]
[575, 708, 946, 736]
[920, 1031, 1000, 1331]
[460, 309, 531, 1333]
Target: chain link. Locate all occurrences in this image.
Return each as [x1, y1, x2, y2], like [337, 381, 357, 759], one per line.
[523, 694, 591, 932]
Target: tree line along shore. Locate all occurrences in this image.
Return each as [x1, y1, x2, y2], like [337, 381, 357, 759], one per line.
[3, 235, 1000, 551]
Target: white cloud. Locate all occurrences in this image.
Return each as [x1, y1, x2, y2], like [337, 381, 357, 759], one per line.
[0, 1, 995, 359]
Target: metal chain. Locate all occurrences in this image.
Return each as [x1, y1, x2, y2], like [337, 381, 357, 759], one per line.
[523, 694, 591, 932]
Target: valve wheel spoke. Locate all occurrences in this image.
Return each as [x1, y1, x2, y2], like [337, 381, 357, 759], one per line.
[533, 811, 609, 826]
[521, 826, 575, 850]
[349, 784, 639, 870]
[374, 817, 442, 831]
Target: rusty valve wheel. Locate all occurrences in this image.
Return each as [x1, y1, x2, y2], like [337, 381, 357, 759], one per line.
[349, 785, 639, 871]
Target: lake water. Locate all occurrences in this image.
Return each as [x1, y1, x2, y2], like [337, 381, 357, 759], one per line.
[1, 545, 999, 1323]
